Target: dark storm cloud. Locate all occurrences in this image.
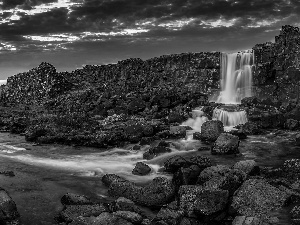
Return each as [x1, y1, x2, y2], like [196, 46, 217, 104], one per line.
[1, 0, 300, 79]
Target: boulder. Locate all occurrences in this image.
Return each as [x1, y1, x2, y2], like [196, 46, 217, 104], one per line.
[61, 193, 93, 205]
[197, 165, 231, 185]
[0, 188, 20, 222]
[284, 105, 300, 121]
[152, 208, 184, 225]
[200, 120, 224, 142]
[107, 176, 176, 207]
[88, 212, 133, 225]
[143, 146, 171, 160]
[296, 133, 300, 146]
[59, 204, 108, 223]
[164, 155, 212, 173]
[211, 133, 240, 155]
[169, 126, 186, 138]
[290, 205, 300, 225]
[285, 119, 300, 130]
[231, 179, 290, 219]
[112, 197, 145, 216]
[282, 159, 300, 179]
[113, 211, 143, 224]
[202, 169, 246, 196]
[239, 121, 263, 135]
[173, 165, 201, 187]
[132, 162, 151, 176]
[102, 174, 127, 187]
[232, 216, 264, 225]
[233, 160, 260, 176]
[179, 185, 229, 218]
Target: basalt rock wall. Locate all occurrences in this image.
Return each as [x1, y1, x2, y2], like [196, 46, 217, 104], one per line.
[0, 52, 221, 106]
[253, 25, 300, 102]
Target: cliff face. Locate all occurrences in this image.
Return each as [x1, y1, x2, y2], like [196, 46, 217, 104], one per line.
[0, 52, 221, 106]
[253, 25, 300, 102]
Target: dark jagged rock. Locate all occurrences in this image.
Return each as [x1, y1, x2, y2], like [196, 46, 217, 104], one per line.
[285, 118, 300, 130]
[230, 179, 290, 219]
[179, 185, 229, 219]
[164, 155, 212, 173]
[211, 133, 240, 155]
[106, 176, 176, 207]
[61, 193, 93, 205]
[132, 162, 151, 176]
[233, 160, 260, 176]
[0, 188, 20, 223]
[101, 174, 127, 187]
[58, 204, 109, 223]
[143, 146, 172, 160]
[199, 120, 224, 142]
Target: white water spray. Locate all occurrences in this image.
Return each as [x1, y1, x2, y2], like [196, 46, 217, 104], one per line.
[217, 51, 254, 104]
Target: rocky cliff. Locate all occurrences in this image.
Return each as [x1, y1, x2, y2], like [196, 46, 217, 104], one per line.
[253, 25, 300, 102]
[0, 52, 221, 106]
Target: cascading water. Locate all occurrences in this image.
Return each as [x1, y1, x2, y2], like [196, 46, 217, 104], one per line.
[212, 50, 255, 127]
[217, 50, 255, 104]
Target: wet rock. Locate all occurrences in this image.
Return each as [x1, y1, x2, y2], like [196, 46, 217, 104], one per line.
[227, 130, 247, 140]
[173, 165, 201, 187]
[231, 179, 290, 219]
[233, 160, 260, 176]
[0, 188, 20, 223]
[239, 121, 263, 135]
[296, 133, 300, 146]
[192, 132, 201, 140]
[143, 146, 171, 160]
[140, 137, 154, 145]
[89, 212, 133, 225]
[112, 197, 145, 216]
[164, 155, 212, 173]
[203, 169, 246, 196]
[152, 207, 184, 225]
[232, 216, 263, 225]
[61, 193, 93, 205]
[158, 141, 170, 147]
[241, 97, 260, 107]
[127, 98, 146, 114]
[282, 159, 300, 179]
[107, 176, 176, 207]
[211, 133, 240, 155]
[59, 204, 108, 223]
[113, 211, 143, 224]
[197, 146, 211, 151]
[132, 162, 151, 176]
[179, 185, 229, 218]
[199, 120, 224, 142]
[285, 119, 300, 130]
[169, 126, 186, 138]
[102, 174, 127, 187]
[0, 171, 15, 177]
[284, 105, 300, 121]
[197, 165, 231, 185]
[140, 177, 176, 207]
[290, 205, 300, 225]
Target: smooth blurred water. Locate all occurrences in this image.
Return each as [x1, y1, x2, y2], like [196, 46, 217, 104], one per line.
[0, 129, 299, 224]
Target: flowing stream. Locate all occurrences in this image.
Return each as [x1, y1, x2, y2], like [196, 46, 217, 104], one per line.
[0, 127, 299, 224]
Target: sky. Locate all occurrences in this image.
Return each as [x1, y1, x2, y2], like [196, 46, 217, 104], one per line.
[0, 0, 300, 80]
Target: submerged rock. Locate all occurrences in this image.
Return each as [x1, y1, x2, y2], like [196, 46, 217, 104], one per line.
[61, 193, 93, 205]
[143, 146, 171, 160]
[211, 133, 240, 155]
[164, 155, 212, 173]
[102, 174, 127, 187]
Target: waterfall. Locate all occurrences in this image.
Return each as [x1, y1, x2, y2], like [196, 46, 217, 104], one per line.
[212, 107, 247, 127]
[217, 50, 254, 104]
